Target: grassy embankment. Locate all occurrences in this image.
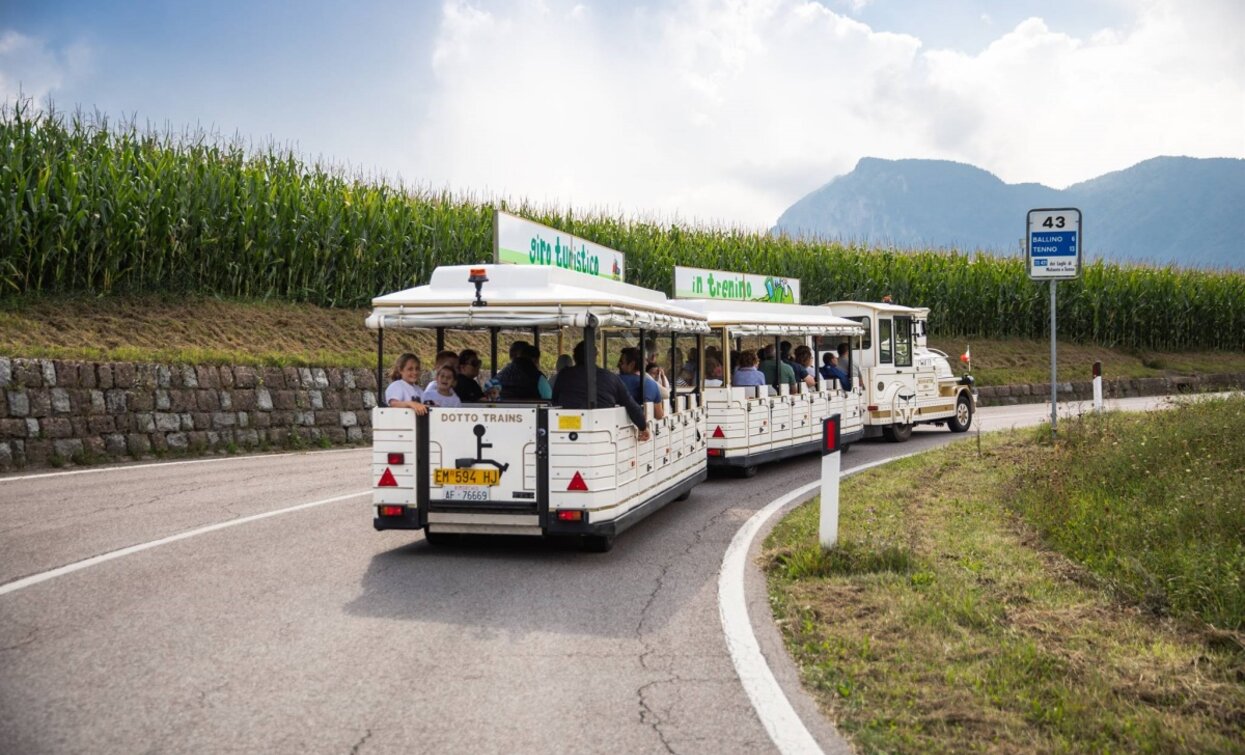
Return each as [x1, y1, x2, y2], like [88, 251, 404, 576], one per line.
[5, 294, 1245, 386]
[764, 395, 1245, 753]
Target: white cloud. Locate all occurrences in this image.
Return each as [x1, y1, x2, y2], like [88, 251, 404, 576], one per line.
[0, 30, 90, 107]
[405, 0, 1245, 229]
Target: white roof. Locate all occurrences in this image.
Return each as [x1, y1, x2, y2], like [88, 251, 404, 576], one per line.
[367, 264, 709, 333]
[675, 299, 863, 337]
[823, 300, 931, 318]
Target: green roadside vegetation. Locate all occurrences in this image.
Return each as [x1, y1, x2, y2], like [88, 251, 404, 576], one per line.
[764, 395, 1245, 753]
[5, 294, 1245, 387]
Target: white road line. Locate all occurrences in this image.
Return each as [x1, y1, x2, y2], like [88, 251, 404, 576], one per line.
[0, 447, 368, 483]
[0, 491, 369, 596]
[718, 453, 920, 755]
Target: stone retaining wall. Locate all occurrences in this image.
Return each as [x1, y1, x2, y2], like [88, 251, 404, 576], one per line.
[975, 372, 1245, 407]
[3, 355, 1242, 471]
[0, 357, 378, 471]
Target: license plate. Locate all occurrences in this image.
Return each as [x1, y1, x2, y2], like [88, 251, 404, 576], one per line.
[442, 486, 490, 502]
[434, 468, 501, 486]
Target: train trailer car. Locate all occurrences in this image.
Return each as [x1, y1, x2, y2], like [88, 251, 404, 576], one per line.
[674, 299, 866, 476]
[367, 264, 711, 551]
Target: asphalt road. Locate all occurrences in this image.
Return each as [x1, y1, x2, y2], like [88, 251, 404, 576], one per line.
[0, 395, 1197, 754]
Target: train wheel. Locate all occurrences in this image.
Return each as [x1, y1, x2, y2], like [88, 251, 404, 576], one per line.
[582, 534, 615, 553]
[675, 488, 692, 501]
[882, 423, 913, 442]
[948, 393, 973, 433]
[738, 465, 758, 478]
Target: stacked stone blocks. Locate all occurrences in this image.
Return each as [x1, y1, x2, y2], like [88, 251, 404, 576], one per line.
[0, 357, 377, 470]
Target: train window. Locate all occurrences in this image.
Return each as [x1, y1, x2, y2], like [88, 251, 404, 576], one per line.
[894, 316, 913, 367]
[879, 318, 893, 364]
[846, 316, 871, 349]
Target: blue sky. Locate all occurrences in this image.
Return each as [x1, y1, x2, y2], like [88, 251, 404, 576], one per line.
[3, 0, 1242, 227]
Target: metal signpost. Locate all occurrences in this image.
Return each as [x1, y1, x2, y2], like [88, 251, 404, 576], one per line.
[1026, 208, 1083, 437]
[819, 414, 842, 549]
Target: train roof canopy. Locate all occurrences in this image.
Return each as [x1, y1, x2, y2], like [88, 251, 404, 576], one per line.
[675, 299, 863, 337]
[823, 301, 931, 318]
[367, 264, 709, 333]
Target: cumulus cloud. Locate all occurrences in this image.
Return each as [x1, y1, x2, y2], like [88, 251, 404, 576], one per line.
[405, 0, 1245, 228]
[0, 30, 90, 107]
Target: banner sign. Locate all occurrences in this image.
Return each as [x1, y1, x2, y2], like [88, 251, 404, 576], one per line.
[672, 265, 800, 304]
[494, 210, 625, 281]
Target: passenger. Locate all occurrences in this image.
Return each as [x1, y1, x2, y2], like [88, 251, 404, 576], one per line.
[424, 349, 459, 390]
[793, 345, 817, 388]
[783, 342, 811, 383]
[837, 342, 862, 389]
[617, 347, 665, 419]
[825, 353, 851, 392]
[731, 350, 767, 388]
[384, 352, 428, 415]
[758, 344, 796, 388]
[703, 357, 724, 387]
[549, 353, 574, 391]
[454, 348, 485, 403]
[819, 352, 836, 381]
[645, 362, 672, 400]
[421, 364, 463, 408]
[496, 340, 550, 400]
[642, 340, 673, 398]
[551, 341, 650, 440]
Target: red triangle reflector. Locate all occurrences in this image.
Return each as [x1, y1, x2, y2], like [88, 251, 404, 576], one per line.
[377, 468, 398, 487]
[712, 426, 725, 438]
[567, 471, 588, 492]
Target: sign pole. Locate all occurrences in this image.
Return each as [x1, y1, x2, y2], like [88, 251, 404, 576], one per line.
[1050, 279, 1057, 438]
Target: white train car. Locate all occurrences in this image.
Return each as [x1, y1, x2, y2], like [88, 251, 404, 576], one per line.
[825, 301, 976, 441]
[367, 264, 710, 551]
[675, 299, 866, 476]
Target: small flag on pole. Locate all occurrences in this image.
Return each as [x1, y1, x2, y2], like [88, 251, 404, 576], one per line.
[960, 345, 971, 371]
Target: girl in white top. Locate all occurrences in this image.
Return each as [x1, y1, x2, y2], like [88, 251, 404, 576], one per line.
[384, 353, 428, 415]
[421, 365, 462, 408]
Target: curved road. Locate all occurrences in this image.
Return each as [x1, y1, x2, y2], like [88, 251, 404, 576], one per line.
[0, 396, 1193, 753]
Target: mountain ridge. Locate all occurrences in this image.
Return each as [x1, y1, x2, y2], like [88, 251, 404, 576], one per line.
[774, 156, 1245, 269]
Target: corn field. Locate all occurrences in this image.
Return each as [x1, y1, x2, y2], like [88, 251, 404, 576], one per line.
[3, 102, 1243, 351]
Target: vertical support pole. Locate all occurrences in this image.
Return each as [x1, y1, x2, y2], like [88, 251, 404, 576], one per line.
[489, 327, 499, 379]
[819, 414, 841, 549]
[1050, 279, 1058, 438]
[585, 324, 598, 410]
[436, 327, 445, 355]
[376, 327, 385, 400]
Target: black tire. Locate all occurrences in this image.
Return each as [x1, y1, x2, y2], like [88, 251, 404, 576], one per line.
[423, 529, 456, 546]
[882, 423, 913, 442]
[948, 393, 973, 433]
[675, 488, 692, 502]
[582, 534, 615, 553]
[738, 465, 758, 478]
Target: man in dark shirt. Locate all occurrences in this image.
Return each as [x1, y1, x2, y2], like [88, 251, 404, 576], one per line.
[551, 341, 650, 440]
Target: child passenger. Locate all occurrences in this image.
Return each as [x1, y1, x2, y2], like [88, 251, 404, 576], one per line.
[421, 364, 463, 408]
[385, 353, 429, 415]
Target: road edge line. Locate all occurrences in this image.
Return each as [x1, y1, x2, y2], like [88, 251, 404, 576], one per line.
[718, 452, 921, 755]
[0, 491, 369, 597]
[0, 447, 368, 484]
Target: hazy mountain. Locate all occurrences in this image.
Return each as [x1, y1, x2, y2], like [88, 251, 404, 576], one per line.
[774, 157, 1244, 269]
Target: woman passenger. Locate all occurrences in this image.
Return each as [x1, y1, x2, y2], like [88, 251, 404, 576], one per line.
[385, 353, 429, 415]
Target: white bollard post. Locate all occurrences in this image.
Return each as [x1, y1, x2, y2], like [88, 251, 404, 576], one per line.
[819, 414, 842, 550]
[1092, 360, 1103, 412]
